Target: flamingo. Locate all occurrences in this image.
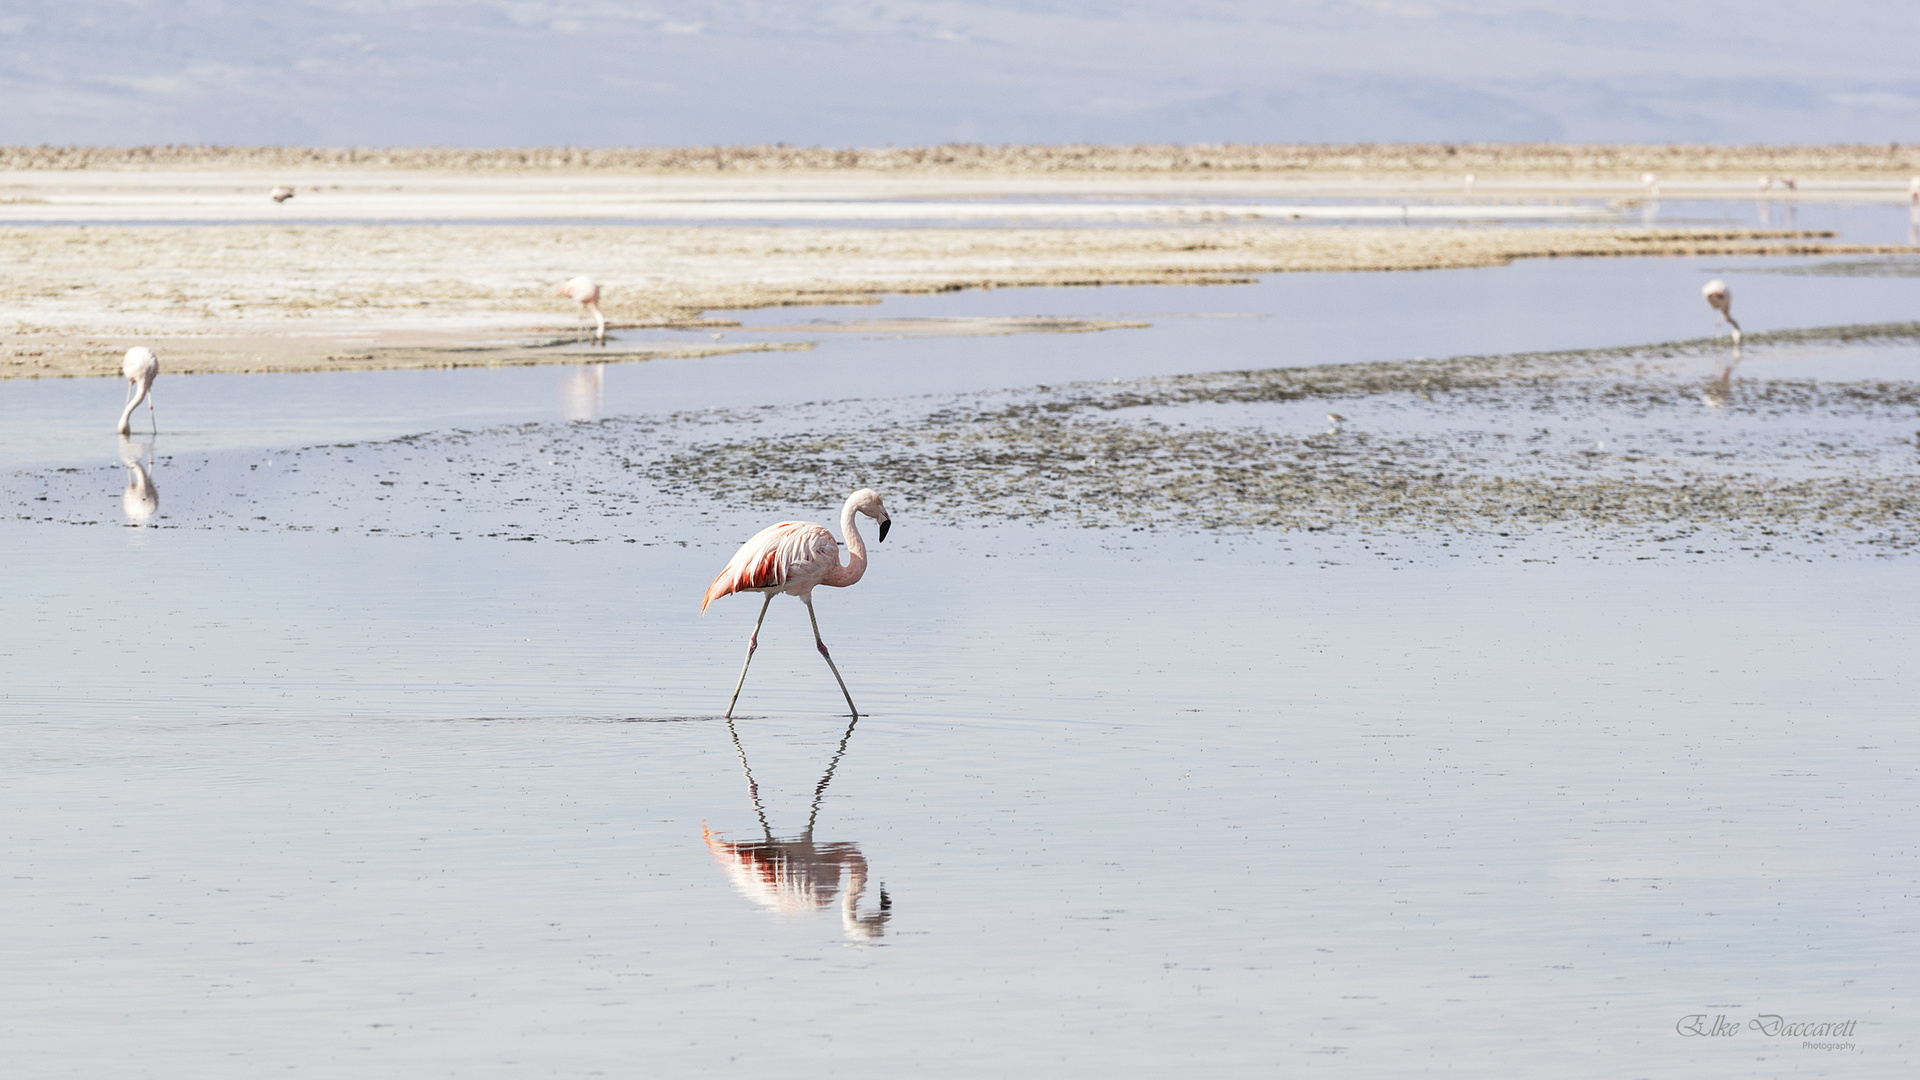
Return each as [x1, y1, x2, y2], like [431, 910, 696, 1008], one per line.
[116, 347, 158, 436]
[703, 489, 891, 719]
[1463, 173, 1475, 196]
[554, 276, 605, 345]
[1642, 171, 1659, 198]
[270, 185, 294, 203]
[1909, 176, 1918, 204]
[1702, 279, 1741, 344]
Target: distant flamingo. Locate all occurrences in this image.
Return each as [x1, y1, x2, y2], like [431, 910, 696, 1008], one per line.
[704, 489, 892, 718]
[554, 276, 605, 345]
[1642, 172, 1659, 198]
[270, 185, 294, 203]
[1909, 176, 1918, 204]
[1758, 176, 1771, 194]
[1463, 173, 1475, 196]
[116, 347, 158, 436]
[1702, 279, 1741, 344]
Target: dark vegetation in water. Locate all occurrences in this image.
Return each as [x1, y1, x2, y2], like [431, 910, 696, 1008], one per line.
[649, 322, 1920, 548]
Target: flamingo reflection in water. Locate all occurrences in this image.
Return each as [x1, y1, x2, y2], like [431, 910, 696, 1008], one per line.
[703, 714, 892, 941]
[118, 436, 159, 523]
[1703, 341, 1743, 409]
[560, 364, 604, 421]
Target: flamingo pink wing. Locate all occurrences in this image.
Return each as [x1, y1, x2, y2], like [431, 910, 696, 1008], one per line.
[702, 522, 834, 611]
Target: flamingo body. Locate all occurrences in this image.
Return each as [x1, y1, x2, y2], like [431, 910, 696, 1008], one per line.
[704, 521, 842, 611]
[117, 347, 159, 435]
[270, 185, 295, 203]
[555, 275, 606, 344]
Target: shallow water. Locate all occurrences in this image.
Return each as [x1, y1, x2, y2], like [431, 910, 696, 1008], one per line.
[3, 522, 1913, 1077]
[3, 253, 1916, 1076]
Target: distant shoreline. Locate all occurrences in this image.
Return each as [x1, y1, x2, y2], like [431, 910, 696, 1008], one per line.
[4, 222, 1896, 380]
[6, 142, 1920, 176]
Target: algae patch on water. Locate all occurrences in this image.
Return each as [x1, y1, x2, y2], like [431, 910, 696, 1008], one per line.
[649, 322, 1920, 549]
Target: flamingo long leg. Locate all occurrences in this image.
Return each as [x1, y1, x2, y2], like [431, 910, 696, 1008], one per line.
[805, 596, 860, 719]
[725, 593, 775, 719]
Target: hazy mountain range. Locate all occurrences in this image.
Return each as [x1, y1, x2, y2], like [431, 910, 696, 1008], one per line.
[2, 1, 1914, 147]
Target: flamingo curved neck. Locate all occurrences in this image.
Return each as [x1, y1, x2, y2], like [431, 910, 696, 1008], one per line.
[826, 495, 868, 588]
[115, 388, 144, 436]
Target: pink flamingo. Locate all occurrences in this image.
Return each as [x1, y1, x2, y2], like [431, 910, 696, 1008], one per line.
[554, 276, 605, 345]
[703, 489, 892, 718]
[116, 347, 158, 436]
[1702, 279, 1741, 344]
[270, 185, 295, 203]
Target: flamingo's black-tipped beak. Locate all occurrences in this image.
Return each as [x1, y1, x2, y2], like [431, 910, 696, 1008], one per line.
[878, 518, 891, 543]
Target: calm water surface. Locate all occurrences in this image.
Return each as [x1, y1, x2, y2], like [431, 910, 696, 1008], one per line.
[2, 251, 1915, 1076]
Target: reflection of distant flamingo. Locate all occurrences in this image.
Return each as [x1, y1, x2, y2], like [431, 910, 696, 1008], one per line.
[1702, 342, 1743, 409]
[555, 276, 606, 345]
[1702, 279, 1741, 344]
[704, 489, 892, 719]
[559, 364, 604, 422]
[116, 347, 158, 436]
[705, 713, 891, 940]
[118, 436, 158, 522]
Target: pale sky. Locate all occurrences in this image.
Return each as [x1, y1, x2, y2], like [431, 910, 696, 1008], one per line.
[2, 1, 1916, 146]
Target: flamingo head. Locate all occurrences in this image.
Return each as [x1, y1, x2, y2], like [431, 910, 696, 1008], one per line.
[849, 488, 890, 542]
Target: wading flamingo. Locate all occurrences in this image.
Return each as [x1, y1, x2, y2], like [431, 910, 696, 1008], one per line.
[1702, 279, 1741, 344]
[270, 185, 295, 203]
[555, 276, 605, 345]
[116, 347, 158, 436]
[704, 489, 891, 719]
